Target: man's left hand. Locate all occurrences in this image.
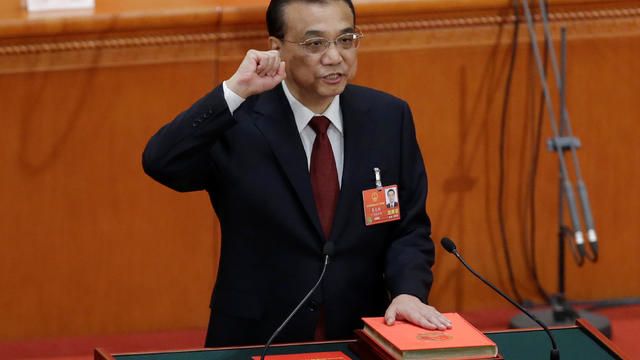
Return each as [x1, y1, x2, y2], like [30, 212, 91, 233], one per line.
[384, 294, 452, 330]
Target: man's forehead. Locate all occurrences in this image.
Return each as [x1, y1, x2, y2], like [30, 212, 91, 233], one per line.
[282, 1, 354, 36]
[283, 0, 352, 15]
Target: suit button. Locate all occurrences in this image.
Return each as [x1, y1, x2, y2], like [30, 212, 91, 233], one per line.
[308, 300, 319, 312]
[202, 112, 210, 119]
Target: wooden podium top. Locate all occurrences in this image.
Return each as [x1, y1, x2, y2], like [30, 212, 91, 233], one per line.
[94, 320, 627, 360]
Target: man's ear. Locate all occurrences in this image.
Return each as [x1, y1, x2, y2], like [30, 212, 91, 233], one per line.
[269, 36, 282, 51]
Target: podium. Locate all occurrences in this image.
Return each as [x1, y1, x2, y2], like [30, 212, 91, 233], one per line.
[95, 319, 627, 360]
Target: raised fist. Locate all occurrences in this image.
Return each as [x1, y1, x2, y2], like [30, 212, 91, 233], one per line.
[226, 49, 286, 99]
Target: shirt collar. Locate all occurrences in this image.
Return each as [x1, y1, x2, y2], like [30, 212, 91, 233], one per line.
[281, 80, 343, 134]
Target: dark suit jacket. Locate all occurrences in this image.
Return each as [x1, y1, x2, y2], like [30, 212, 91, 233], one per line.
[142, 83, 435, 347]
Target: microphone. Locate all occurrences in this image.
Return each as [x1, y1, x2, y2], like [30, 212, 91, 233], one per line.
[440, 237, 559, 360]
[260, 242, 334, 360]
[577, 180, 598, 258]
[562, 180, 586, 258]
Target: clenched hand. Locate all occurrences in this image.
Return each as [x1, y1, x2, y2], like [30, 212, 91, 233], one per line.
[226, 49, 286, 99]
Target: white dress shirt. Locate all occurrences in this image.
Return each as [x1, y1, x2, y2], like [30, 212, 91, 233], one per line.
[222, 80, 344, 187]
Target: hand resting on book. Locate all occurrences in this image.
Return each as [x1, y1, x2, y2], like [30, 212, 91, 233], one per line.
[384, 294, 452, 331]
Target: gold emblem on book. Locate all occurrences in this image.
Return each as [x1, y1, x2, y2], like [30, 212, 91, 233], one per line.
[416, 332, 453, 342]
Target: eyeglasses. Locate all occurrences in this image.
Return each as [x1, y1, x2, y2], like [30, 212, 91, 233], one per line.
[284, 32, 363, 55]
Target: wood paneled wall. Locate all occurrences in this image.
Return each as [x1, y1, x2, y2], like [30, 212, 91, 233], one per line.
[1, 0, 638, 340]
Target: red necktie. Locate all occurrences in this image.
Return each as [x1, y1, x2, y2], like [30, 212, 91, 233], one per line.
[309, 116, 339, 240]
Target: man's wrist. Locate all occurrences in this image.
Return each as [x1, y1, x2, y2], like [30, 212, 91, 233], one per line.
[222, 80, 246, 114]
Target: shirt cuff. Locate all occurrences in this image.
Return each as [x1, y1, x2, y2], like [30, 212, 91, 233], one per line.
[222, 81, 246, 115]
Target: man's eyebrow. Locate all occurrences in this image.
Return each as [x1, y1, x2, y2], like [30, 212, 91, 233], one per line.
[303, 30, 324, 37]
[303, 27, 355, 37]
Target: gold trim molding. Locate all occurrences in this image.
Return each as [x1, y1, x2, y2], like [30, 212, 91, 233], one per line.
[360, 6, 640, 32]
[0, 5, 638, 73]
[2, 6, 639, 56]
[0, 31, 269, 56]
[1, 33, 217, 56]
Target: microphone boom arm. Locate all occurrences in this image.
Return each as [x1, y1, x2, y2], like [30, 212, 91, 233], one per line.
[260, 254, 330, 360]
[441, 237, 559, 360]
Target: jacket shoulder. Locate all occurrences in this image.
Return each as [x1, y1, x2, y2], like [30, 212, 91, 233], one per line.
[343, 84, 408, 107]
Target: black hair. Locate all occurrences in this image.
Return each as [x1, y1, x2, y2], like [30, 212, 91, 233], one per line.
[387, 189, 395, 194]
[266, 0, 356, 39]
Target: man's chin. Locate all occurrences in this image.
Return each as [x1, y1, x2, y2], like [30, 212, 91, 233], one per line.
[320, 82, 348, 96]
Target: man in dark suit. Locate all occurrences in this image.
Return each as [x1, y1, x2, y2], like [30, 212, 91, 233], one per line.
[142, 0, 451, 347]
[386, 188, 399, 208]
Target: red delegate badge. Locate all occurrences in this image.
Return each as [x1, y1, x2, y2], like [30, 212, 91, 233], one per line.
[362, 185, 401, 226]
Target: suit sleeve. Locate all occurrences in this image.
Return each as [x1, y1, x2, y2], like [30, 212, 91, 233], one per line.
[142, 84, 235, 192]
[384, 101, 435, 303]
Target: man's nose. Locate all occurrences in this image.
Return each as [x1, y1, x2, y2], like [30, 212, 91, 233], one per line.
[322, 42, 343, 64]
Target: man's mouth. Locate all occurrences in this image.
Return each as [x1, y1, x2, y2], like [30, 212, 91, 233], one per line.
[323, 73, 343, 83]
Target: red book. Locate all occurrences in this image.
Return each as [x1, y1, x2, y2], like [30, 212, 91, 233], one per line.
[361, 313, 498, 360]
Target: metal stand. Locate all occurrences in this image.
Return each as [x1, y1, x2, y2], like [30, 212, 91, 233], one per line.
[510, 139, 610, 337]
[509, 0, 609, 337]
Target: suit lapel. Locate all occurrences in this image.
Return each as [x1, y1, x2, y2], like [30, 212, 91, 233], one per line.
[330, 85, 373, 242]
[251, 84, 373, 244]
[251, 85, 325, 240]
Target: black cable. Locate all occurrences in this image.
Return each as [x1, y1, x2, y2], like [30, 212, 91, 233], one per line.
[527, 0, 552, 304]
[497, 0, 524, 304]
[441, 238, 559, 360]
[563, 225, 584, 266]
[260, 254, 330, 360]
